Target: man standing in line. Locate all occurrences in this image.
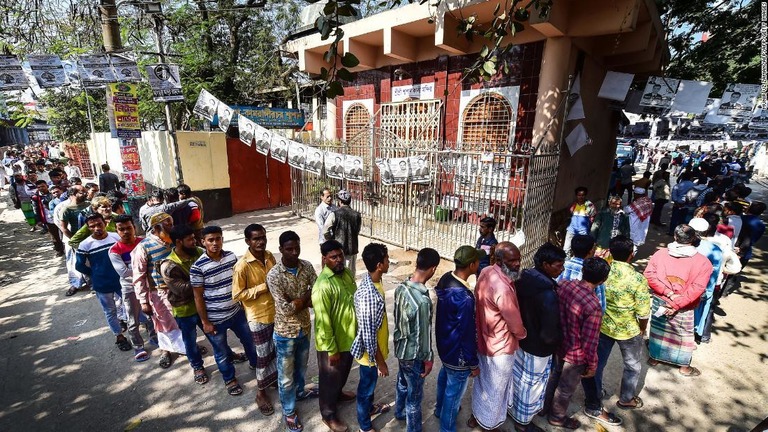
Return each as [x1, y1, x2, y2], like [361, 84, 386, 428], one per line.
[59, 185, 90, 295]
[617, 160, 637, 204]
[562, 187, 596, 257]
[667, 172, 696, 236]
[590, 195, 630, 259]
[267, 231, 319, 432]
[547, 258, 613, 430]
[593, 236, 650, 411]
[54, 185, 86, 296]
[645, 224, 712, 377]
[31, 180, 64, 256]
[109, 214, 156, 362]
[436, 246, 481, 430]
[351, 243, 392, 432]
[177, 183, 205, 243]
[65, 159, 82, 179]
[312, 240, 358, 432]
[132, 212, 187, 369]
[98, 163, 120, 194]
[232, 223, 279, 415]
[75, 213, 132, 352]
[470, 242, 527, 432]
[323, 190, 362, 276]
[512, 243, 565, 431]
[191, 225, 260, 396]
[475, 216, 498, 275]
[315, 188, 336, 244]
[393, 248, 440, 432]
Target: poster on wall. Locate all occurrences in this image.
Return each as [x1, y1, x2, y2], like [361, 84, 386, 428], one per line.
[217, 102, 235, 132]
[107, 83, 141, 139]
[344, 155, 365, 182]
[717, 83, 759, 118]
[193, 89, 219, 122]
[238, 115, 256, 146]
[27, 55, 68, 88]
[123, 171, 146, 197]
[409, 155, 430, 184]
[387, 157, 409, 185]
[270, 136, 288, 162]
[750, 107, 768, 129]
[287, 141, 307, 169]
[375, 158, 394, 185]
[0, 55, 29, 91]
[254, 126, 272, 155]
[305, 147, 324, 175]
[325, 151, 345, 180]
[639, 76, 679, 109]
[119, 139, 142, 171]
[454, 155, 480, 189]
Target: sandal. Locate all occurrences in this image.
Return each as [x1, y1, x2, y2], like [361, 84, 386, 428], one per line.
[198, 345, 208, 356]
[583, 408, 622, 426]
[369, 402, 390, 416]
[616, 396, 644, 409]
[678, 366, 702, 377]
[284, 413, 303, 431]
[194, 368, 209, 385]
[256, 397, 275, 416]
[226, 379, 243, 396]
[296, 387, 319, 400]
[159, 352, 173, 369]
[65, 286, 78, 297]
[116, 336, 132, 351]
[230, 352, 247, 364]
[548, 417, 581, 430]
[134, 349, 150, 362]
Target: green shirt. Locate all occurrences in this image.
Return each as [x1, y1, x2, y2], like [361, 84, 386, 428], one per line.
[168, 247, 203, 318]
[311, 265, 357, 355]
[601, 261, 651, 340]
[69, 219, 116, 249]
[393, 279, 434, 362]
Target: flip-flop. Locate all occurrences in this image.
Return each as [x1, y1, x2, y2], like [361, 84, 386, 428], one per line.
[230, 352, 247, 364]
[297, 387, 319, 400]
[159, 352, 173, 369]
[285, 414, 303, 431]
[116, 337, 132, 351]
[616, 396, 644, 409]
[198, 345, 208, 356]
[583, 408, 622, 426]
[369, 403, 390, 416]
[678, 366, 702, 377]
[226, 379, 243, 396]
[194, 368, 209, 385]
[256, 398, 275, 416]
[65, 286, 78, 296]
[134, 349, 150, 362]
[548, 417, 581, 430]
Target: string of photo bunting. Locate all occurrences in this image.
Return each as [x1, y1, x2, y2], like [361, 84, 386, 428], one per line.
[192, 88, 432, 185]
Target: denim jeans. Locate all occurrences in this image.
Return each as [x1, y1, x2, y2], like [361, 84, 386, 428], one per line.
[175, 313, 207, 370]
[206, 309, 259, 383]
[95, 291, 125, 336]
[435, 366, 471, 432]
[274, 331, 310, 416]
[357, 364, 379, 431]
[395, 359, 425, 432]
[595, 333, 643, 404]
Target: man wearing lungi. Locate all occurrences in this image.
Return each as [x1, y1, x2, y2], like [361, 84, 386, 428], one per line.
[645, 224, 713, 377]
[233, 223, 278, 415]
[470, 242, 527, 431]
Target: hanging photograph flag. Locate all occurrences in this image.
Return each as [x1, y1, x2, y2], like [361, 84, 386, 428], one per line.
[287, 141, 307, 169]
[193, 89, 218, 122]
[253, 124, 272, 155]
[717, 83, 760, 118]
[238, 115, 256, 146]
[0, 55, 29, 91]
[109, 54, 142, 83]
[145, 63, 184, 102]
[305, 147, 324, 175]
[217, 102, 235, 132]
[566, 74, 584, 121]
[78, 54, 116, 87]
[270, 136, 289, 162]
[61, 60, 80, 86]
[669, 80, 712, 114]
[598, 71, 634, 101]
[639, 76, 679, 109]
[325, 150, 345, 180]
[409, 154, 430, 184]
[375, 158, 394, 185]
[344, 155, 364, 182]
[27, 55, 68, 88]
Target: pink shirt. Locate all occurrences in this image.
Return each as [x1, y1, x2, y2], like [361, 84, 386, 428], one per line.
[475, 265, 527, 356]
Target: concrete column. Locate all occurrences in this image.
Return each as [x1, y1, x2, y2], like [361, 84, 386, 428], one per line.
[531, 37, 574, 154]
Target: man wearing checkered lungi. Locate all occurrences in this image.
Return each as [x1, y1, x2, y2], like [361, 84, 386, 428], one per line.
[233, 223, 279, 415]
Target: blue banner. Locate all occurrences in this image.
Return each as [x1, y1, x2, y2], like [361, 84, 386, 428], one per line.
[212, 105, 305, 129]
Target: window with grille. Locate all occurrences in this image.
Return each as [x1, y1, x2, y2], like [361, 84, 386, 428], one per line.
[344, 103, 371, 145]
[318, 98, 327, 120]
[460, 93, 513, 152]
[380, 100, 441, 145]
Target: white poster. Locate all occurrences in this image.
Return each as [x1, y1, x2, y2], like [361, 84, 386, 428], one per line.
[701, 98, 729, 124]
[750, 107, 768, 129]
[325, 151, 345, 180]
[238, 115, 256, 146]
[78, 54, 116, 87]
[670, 80, 713, 114]
[408, 154, 430, 184]
[388, 157, 409, 185]
[27, 55, 68, 88]
[565, 123, 590, 156]
[0, 55, 28, 91]
[217, 102, 235, 132]
[566, 75, 584, 121]
[718, 83, 760, 117]
[305, 147, 324, 175]
[391, 82, 436, 102]
[344, 155, 365, 182]
[287, 141, 307, 169]
[109, 54, 142, 82]
[193, 89, 218, 122]
[61, 60, 80, 86]
[639, 76, 679, 109]
[253, 125, 272, 155]
[145, 63, 184, 102]
[376, 158, 394, 185]
[270, 136, 289, 162]
[598, 71, 634, 101]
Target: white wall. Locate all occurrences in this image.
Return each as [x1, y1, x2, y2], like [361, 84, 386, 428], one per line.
[86, 131, 176, 188]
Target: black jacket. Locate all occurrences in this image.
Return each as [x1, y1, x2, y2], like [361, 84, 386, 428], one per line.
[516, 268, 562, 357]
[330, 205, 362, 255]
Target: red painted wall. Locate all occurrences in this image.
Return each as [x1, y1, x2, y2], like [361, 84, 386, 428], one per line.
[226, 137, 292, 213]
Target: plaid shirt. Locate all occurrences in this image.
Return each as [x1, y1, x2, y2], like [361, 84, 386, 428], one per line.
[557, 257, 606, 312]
[350, 273, 385, 365]
[557, 279, 603, 370]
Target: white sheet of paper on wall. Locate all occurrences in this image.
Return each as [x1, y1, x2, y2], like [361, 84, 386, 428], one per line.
[598, 71, 634, 101]
[565, 123, 589, 156]
[669, 80, 713, 114]
[566, 75, 584, 121]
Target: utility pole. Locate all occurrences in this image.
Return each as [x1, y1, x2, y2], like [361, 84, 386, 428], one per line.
[99, 0, 123, 53]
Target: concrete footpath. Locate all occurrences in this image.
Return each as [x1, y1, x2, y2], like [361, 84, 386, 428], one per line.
[0, 187, 766, 432]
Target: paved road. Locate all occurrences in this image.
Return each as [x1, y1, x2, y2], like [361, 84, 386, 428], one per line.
[0, 185, 766, 432]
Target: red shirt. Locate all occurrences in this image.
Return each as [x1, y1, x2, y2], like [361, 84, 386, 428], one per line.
[557, 279, 602, 370]
[475, 265, 527, 356]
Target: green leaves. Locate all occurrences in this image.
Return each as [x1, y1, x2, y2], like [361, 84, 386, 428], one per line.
[341, 52, 359, 68]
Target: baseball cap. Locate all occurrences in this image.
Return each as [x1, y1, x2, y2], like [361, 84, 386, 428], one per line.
[454, 245, 486, 267]
[149, 212, 171, 228]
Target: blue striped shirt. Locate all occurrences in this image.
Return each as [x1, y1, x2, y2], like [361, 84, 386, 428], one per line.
[76, 233, 122, 294]
[190, 250, 241, 324]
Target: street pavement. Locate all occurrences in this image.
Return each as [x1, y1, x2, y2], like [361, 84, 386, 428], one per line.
[0, 183, 766, 432]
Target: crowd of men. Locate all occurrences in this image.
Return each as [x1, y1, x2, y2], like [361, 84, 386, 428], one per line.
[3, 141, 766, 432]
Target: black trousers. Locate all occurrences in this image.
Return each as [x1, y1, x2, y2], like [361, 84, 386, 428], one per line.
[317, 350, 353, 421]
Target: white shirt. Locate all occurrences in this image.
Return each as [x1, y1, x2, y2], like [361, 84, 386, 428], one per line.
[625, 204, 651, 247]
[65, 165, 82, 179]
[725, 215, 742, 247]
[314, 202, 336, 244]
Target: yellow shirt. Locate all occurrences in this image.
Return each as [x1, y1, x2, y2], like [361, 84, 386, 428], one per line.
[232, 250, 276, 324]
[358, 281, 389, 366]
